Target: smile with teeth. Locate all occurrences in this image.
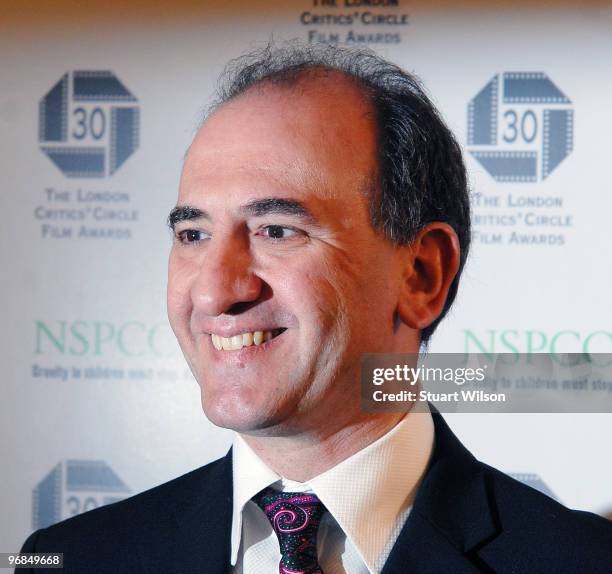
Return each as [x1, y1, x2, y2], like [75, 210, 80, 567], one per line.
[211, 328, 286, 351]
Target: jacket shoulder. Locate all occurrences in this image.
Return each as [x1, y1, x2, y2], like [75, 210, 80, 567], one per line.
[485, 462, 611, 530]
[480, 463, 612, 568]
[24, 455, 229, 555]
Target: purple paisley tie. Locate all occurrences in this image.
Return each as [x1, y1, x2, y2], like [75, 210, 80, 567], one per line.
[253, 487, 327, 574]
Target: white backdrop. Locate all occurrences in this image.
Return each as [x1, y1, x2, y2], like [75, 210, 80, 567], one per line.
[2, 0, 611, 552]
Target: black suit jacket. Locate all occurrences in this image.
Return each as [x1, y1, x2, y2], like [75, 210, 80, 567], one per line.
[20, 414, 612, 573]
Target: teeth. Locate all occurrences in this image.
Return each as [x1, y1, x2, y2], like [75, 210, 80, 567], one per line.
[211, 329, 281, 351]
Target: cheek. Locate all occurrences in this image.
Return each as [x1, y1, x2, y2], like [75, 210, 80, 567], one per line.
[319, 249, 398, 341]
[285, 257, 355, 337]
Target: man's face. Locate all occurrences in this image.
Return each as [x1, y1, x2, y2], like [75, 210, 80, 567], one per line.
[168, 75, 411, 435]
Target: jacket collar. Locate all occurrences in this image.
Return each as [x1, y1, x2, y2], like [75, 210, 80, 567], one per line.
[140, 452, 234, 572]
[158, 412, 501, 573]
[382, 412, 500, 574]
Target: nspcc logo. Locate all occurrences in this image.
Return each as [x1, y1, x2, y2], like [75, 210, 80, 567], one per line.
[467, 73, 573, 183]
[32, 460, 130, 529]
[39, 71, 139, 178]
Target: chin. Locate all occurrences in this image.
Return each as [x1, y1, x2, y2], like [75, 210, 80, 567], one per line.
[200, 391, 283, 433]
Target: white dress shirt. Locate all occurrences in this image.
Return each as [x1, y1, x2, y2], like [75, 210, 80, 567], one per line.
[230, 411, 434, 574]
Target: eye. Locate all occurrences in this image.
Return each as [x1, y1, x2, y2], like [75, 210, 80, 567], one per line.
[176, 229, 210, 244]
[259, 225, 301, 240]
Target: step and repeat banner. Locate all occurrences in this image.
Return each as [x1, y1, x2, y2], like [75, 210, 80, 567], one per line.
[1, 0, 611, 551]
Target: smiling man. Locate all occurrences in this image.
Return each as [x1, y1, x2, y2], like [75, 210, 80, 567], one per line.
[19, 43, 612, 574]
[166, 61, 459, 466]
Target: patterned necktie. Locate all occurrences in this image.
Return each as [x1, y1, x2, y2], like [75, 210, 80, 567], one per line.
[252, 487, 327, 574]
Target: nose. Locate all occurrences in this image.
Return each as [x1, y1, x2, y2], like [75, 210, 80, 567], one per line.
[190, 234, 263, 317]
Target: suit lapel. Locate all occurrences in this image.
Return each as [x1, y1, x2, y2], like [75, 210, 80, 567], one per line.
[139, 414, 503, 573]
[382, 414, 500, 574]
[139, 449, 234, 573]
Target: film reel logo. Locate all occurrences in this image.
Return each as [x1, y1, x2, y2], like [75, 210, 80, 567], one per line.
[467, 73, 573, 183]
[32, 460, 131, 529]
[39, 71, 139, 178]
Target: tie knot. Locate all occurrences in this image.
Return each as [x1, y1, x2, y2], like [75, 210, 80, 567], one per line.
[252, 487, 327, 574]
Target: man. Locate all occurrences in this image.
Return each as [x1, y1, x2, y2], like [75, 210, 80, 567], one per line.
[20, 43, 612, 573]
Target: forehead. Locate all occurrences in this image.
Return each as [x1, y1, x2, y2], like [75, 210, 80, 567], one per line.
[179, 73, 378, 210]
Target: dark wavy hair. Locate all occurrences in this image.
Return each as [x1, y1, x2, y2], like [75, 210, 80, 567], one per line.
[208, 42, 471, 344]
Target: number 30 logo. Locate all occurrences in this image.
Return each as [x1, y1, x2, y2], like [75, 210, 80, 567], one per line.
[72, 107, 107, 141]
[502, 109, 538, 144]
[32, 460, 131, 529]
[467, 72, 573, 183]
[39, 71, 139, 178]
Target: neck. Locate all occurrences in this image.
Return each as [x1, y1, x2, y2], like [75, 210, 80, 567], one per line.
[238, 412, 407, 482]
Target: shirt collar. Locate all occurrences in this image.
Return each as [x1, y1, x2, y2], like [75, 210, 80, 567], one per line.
[231, 410, 434, 571]
[231, 432, 280, 565]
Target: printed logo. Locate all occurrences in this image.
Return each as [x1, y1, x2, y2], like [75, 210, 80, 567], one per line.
[39, 71, 139, 178]
[464, 330, 612, 354]
[467, 72, 573, 182]
[32, 460, 130, 529]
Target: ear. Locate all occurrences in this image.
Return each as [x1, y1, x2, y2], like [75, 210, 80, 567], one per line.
[397, 222, 461, 331]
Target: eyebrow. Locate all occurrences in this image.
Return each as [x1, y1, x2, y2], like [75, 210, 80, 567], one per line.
[167, 198, 318, 230]
[167, 205, 208, 230]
